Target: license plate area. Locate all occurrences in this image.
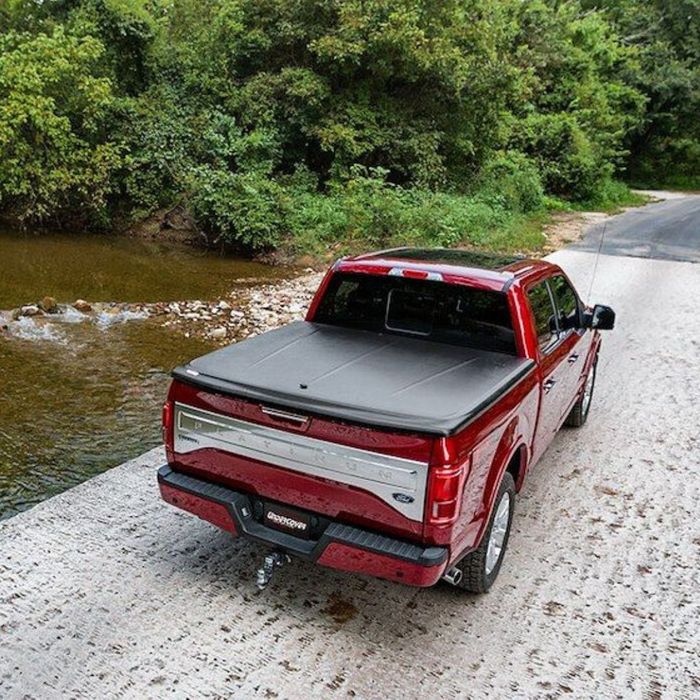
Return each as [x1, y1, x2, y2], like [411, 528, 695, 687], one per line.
[263, 502, 313, 539]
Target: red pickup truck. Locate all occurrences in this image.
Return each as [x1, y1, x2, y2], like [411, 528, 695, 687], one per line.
[158, 248, 614, 592]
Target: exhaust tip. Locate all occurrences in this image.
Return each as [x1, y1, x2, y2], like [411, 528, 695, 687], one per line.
[442, 567, 463, 586]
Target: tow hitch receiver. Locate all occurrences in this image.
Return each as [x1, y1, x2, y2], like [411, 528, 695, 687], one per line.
[256, 550, 291, 590]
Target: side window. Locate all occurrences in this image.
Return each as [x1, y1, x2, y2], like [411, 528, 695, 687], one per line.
[528, 281, 558, 351]
[549, 275, 580, 331]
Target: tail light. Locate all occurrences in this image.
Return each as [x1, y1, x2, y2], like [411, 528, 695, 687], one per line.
[162, 400, 174, 462]
[427, 437, 468, 525]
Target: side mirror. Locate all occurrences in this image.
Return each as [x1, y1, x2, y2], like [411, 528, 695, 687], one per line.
[584, 304, 615, 330]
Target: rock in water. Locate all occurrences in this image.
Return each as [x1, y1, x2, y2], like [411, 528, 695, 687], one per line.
[39, 296, 58, 313]
[20, 305, 41, 317]
[209, 327, 227, 340]
[73, 299, 92, 312]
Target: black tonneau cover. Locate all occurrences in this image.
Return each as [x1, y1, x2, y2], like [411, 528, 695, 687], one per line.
[173, 321, 534, 436]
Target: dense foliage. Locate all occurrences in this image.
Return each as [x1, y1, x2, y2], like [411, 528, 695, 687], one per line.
[0, 0, 697, 251]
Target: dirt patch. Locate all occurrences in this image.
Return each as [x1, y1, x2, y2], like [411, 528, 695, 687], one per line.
[541, 211, 609, 252]
[322, 593, 358, 624]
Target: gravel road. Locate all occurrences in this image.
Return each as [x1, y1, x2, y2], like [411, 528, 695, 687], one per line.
[1, 196, 699, 699]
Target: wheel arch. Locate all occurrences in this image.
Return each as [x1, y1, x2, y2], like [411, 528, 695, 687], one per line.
[505, 443, 529, 493]
[475, 431, 529, 549]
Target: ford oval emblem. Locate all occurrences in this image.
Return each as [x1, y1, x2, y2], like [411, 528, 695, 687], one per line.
[392, 492, 414, 504]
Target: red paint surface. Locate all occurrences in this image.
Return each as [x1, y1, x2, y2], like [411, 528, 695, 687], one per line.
[171, 381, 433, 463]
[172, 446, 425, 540]
[159, 482, 237, 534]
[317, 543, 445, 587]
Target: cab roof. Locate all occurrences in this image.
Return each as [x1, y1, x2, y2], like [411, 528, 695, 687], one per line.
[338, 247, 557, 291]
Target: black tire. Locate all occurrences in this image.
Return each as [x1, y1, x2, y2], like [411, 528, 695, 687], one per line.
[453, 472, 515, 593]
[565, 358, 597, 428]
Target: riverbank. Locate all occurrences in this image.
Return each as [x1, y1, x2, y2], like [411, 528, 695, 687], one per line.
[143, 207, 615, 345]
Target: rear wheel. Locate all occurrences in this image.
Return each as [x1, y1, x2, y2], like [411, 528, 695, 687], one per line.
[565, 358, 597, 428]
[453, 472, 515, 593]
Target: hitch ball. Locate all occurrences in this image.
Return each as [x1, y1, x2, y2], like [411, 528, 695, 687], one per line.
[256, 551, 291, 591]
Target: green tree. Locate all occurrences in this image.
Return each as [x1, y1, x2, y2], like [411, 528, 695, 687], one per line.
[0, 27, 121, 225]
[0, 0, 695, 245]
[506, 0, 645, 197]
[583, 0, 700, 184]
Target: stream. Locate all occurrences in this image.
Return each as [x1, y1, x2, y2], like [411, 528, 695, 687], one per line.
[0, 230, 288, 519]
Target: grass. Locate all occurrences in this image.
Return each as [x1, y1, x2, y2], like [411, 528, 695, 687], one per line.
[283, 178, 647, 263]
[285, 190, 553, 261]
[546, 180, 649, 214]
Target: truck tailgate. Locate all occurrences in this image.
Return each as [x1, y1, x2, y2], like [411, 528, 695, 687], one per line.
[168, 382, 435, 539]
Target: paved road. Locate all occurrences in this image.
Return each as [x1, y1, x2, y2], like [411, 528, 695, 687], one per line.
[572, 193, 700, 263]
[1, 197, 699, 699]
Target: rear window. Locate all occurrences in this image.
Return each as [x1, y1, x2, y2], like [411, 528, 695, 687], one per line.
[314, 272, 516, 354]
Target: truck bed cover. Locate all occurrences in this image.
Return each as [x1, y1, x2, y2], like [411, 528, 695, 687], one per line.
[173, 321, 535, 436]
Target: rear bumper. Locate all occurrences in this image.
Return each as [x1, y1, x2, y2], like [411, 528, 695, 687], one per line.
[158, 466, 448, 587]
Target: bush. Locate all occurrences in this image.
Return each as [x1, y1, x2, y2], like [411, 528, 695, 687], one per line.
[581, 178, 644, 210]
[188, 169, 286, 251]
[477, 152, 545, 213]
[510, 114, 609, 201]
[284, 168, 542, 257]
[627, 139, 700, 190]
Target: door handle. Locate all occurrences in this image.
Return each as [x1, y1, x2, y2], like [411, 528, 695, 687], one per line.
[568, 352, 580, 364]
[543, 378, 557, 394]
[261, 406, 310, 425]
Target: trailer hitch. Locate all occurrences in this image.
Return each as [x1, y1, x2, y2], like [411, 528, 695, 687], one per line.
[256, 550, 291, 591]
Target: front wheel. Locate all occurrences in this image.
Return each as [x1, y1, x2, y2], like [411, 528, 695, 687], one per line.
[565, 357, 597, 428]
[452, 472, 515, 593]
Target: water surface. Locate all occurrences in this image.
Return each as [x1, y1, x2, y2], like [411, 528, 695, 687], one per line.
[0, 231, 287, 518]
[0, 229, 285, 308]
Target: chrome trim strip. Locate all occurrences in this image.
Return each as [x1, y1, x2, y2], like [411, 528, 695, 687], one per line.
[174, 403, 428, 521]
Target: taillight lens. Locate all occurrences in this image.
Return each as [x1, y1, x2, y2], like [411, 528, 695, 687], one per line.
[162, 400, 174, 461]
[427, 439, 468, 525]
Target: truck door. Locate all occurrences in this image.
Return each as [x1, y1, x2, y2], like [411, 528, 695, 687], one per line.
[527, 279, 579, 462]
[547, 274, 592, 422]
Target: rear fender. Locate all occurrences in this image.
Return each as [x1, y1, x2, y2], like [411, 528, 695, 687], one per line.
[479, 426, 526, 535]
[461, 438, 527, 564]
[447, 419, 527, 563]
